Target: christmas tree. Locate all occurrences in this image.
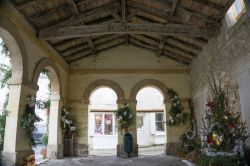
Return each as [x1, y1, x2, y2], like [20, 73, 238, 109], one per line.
[201, 69, 247, 155]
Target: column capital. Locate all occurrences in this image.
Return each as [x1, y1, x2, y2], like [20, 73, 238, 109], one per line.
[125, 99, 137, 105]
[8, 78, 39, 91]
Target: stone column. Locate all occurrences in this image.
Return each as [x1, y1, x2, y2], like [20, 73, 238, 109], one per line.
[117, 99, 138, 158]
[1, 81, 38, 166]
[47, 94, 63, 159]
[71, 100, 89, 157]
[164, 102, 183, 155]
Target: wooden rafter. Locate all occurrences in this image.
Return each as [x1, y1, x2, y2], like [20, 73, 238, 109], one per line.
[16, 0, 46, 9]
[157, 37, 167, 56]
[192, 0, 224, 11]
[41, 2, 120, 30]
[66, 0, 80, 15]
[10, 0, 234, 64]
[39, 23, 215, 40]
[129, 37, 190, 65]
[65, 0, 97, 56]
[68, 37, 125, 63]
[170, 0, 180, 15]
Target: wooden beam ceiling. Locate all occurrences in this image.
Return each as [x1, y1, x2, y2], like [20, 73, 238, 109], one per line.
[11, 0, 235, 65]
[39, 23, 216, 40]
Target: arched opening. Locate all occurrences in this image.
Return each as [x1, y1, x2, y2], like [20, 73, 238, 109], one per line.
[33, 71, 51, 162]
[0, 25, 29, 162]
[32, 59, 62, 161]
[0, 37, 11, 152]
[136, 86, 166, 155]
[88, 87, 118, 156]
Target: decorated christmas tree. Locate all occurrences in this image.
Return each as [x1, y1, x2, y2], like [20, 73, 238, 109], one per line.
[201, 69, 247, 156]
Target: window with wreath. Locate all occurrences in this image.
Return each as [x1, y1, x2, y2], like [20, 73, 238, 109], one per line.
[226, 0, 246, 28]
[155, 113, 165, 132]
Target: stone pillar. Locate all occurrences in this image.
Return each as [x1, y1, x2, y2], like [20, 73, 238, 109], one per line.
[165, 102, 182, 155]
[47, 94, 63, 159]
[117, 100, 138, 158]
[71, 100, 89, 157]
[1, 82, 38, 166]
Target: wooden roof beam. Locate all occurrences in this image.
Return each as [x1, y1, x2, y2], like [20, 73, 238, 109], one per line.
[131, 34, 193, 60]
[122, 0, 126, 22]
[68, 37, 125, 63]
[66, 0, 80, 15]
[170, 0, 180, 15]
[41, 2, 120, 30]
[146, 0, 220, 26]
[16, 0, 46, 9]
[157, 37, 167, 56]
[127, 1, 184, 23]
[39, 23, 215, 40]
[129, 37, 190, 65]
[66, 0, 97, 56]
[192, 0, 224, 11]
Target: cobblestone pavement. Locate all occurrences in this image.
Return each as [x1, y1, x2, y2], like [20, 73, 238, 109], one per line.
[40, 154, 189, 166]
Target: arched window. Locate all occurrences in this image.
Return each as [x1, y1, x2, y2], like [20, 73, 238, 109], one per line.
[136, 87, 166, 155]
[88, 87, 118, 152]
[136, 87, 164, 110]
[89, 87, 118, 110]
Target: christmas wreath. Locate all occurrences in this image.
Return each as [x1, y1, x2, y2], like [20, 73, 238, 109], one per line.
[21, 95, 42, 147]
[166, 88, 187, 126]
[115, 105, 134, 132]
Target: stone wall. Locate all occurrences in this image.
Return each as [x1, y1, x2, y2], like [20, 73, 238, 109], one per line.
[190, 15, 250, 131]
[67, 45, 192, 156]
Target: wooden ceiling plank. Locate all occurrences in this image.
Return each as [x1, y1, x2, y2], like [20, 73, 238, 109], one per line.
[192, 0, 224, 11]
[41, 2, 120, 30]
[16, 0, 46, 9]
[127, 1, 184, 23]
[130, 34, 193, 60]
[68, 37, 125, 63]
[39, 23, 213, 40]
[166, 37, 202, 54]
[130, 37, 190, 65]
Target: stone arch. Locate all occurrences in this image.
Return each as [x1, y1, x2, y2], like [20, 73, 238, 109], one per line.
[32, 58, 62, 96]
[83, 79, 125, 104]
[0, 16, 29, 83]
[130, 79, 169, 102]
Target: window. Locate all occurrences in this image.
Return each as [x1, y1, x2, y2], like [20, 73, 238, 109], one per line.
[226, 0, 246, 28]
[94, 114, 103, 135]
[155, 113, 164, 132]
[94, 113, 115, 135]
[104, 114, 113, 135]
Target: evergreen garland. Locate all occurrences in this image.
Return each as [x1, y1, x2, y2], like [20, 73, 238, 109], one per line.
[61, 106, 75, 132]
[166, 88, 187, 126]
[115, 105, 134, 132]
[21, 96, 50, 147]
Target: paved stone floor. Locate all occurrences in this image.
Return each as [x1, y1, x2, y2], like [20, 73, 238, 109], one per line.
[89, 145, 165, 156]
[40, 154, 190, 166]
